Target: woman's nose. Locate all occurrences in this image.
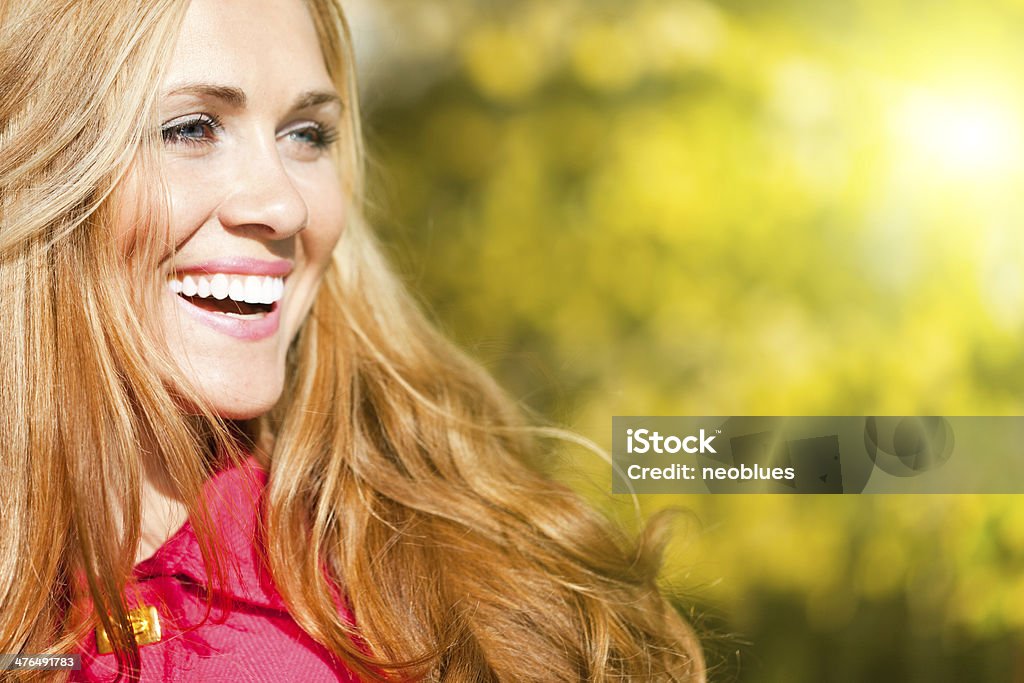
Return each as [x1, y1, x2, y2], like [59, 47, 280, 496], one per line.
[215, 142, 309, 239]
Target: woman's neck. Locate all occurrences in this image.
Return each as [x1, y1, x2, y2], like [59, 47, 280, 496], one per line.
[134, 418, 268, 564]
[136, 470, 189, 564]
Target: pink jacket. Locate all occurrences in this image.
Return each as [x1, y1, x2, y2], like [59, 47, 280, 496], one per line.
[73, 458, 364, 682]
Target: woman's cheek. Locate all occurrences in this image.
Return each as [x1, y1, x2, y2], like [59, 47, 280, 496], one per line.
[167, 171, 221, 243]
[111, 167, 158, 257]
[305, 175, 347, 266]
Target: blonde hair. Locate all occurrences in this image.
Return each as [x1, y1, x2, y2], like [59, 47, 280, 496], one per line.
[0, 1, 705, 680]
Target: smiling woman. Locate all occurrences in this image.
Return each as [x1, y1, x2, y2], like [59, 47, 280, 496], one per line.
[144, 0, 348, 420]
[0, 1, 704, 681]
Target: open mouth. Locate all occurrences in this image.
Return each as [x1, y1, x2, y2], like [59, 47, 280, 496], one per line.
[179, 295, 273, 317]
[169, 273, 284, 319]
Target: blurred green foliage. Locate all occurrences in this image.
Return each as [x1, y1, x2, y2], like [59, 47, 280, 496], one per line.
[354, 0, 1024, 679]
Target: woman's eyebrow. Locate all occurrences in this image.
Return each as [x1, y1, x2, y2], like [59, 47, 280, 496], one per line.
[292, 89, 343, 113]
[162, 83, 341, 113]
[164, 83, 247, 108]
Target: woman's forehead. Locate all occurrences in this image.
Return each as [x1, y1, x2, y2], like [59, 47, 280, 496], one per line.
[165, 0, 333, 97]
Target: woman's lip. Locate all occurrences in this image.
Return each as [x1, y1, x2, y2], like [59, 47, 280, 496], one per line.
[172, 258, 294, 277]
[173, 290, 281, 341]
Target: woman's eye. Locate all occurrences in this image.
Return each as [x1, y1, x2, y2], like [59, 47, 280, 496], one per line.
[161, 114, 221, 146]
[284, 123, 338, 151]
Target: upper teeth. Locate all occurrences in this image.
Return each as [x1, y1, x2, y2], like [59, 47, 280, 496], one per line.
[168, 274, 285, 305]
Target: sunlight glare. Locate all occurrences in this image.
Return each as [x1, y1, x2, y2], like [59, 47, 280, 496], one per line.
[891, 89, 1022, 181]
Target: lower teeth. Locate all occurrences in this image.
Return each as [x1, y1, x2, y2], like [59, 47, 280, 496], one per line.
[222, 311, 266, 319]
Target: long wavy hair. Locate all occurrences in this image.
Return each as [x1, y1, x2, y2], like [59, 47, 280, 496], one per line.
[0, 0, 705, 680]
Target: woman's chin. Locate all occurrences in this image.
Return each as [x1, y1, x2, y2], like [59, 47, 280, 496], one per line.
[210, 400, 279, 421]
[174, 374, 284, 421]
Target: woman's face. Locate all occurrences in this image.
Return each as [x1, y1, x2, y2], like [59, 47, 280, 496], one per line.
[139, 0, 346, 418]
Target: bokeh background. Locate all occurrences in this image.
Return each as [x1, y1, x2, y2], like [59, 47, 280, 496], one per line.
[344, 1, 1024, 680]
